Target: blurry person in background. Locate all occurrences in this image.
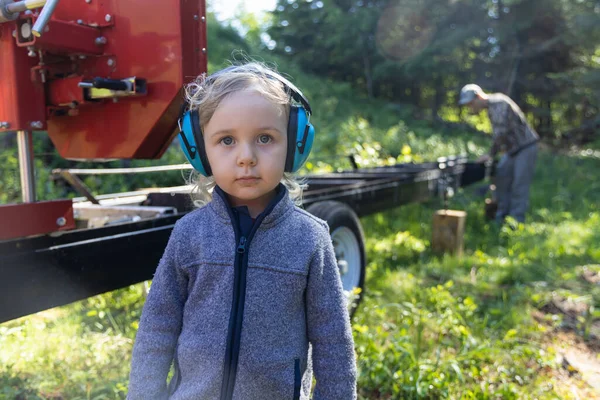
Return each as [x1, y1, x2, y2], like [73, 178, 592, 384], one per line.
[459, 84, 540, 224]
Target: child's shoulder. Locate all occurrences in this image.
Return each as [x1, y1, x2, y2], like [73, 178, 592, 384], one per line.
[290, 205, 330, 237]
[171, 205, 212, 235]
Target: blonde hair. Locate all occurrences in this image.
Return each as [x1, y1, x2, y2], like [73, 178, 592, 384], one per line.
[183, 62, 305, 207]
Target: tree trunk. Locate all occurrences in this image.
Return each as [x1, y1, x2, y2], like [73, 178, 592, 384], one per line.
[432, 76, 443, 120]
[410, 82, 422, 118]
[506, 37, 521, 97]
[410, 82, 420, 106]
[542, 99, 552, 137]
[363, 54, 373, 98]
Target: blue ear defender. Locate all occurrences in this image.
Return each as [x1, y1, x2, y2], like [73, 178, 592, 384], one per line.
[177, 68, 315, 176]
[178, 108, 212, 176]
[285, 105, 315, 172]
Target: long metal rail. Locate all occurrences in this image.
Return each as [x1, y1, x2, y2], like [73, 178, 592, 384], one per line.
[0, 158, 488, 323]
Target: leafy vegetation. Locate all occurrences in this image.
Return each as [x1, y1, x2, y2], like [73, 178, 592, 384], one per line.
[0, 289, 142, 399]
[3, 147, 599, 398]
[353, 151, 600, 398]
[2, 3, 600, 399]
[269, 0, 600, 143]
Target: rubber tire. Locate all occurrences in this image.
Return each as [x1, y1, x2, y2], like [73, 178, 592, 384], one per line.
[305, 201, 366, 316]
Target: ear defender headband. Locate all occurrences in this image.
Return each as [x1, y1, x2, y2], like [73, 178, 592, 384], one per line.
[178, 66, 316, 176]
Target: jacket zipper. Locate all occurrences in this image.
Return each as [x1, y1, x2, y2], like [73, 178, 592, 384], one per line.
[237, 237, 246, 253]
[220, 234, 246, 400]
[221, 218, 265, 400]
[218, 186, 285, 400]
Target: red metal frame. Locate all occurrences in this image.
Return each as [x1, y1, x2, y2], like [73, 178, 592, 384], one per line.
[0, 0, 207, 240]
[0, 0, 207, 159]
[47, 76, 86, 107]
[0, 200, 75, 241]
[0, 23, 47, 131]
[17, 17, 105, 55]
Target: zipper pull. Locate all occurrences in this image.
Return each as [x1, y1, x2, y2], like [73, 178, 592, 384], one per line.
[237, 236, 247, 253]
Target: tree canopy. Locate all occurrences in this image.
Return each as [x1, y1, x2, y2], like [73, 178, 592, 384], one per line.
[268, 0, 600, 141]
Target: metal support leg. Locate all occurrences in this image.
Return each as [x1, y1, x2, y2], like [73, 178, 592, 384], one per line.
[17, 130, 36, 202]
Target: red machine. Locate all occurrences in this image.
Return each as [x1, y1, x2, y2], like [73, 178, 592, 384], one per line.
[0, 0, 207, 240]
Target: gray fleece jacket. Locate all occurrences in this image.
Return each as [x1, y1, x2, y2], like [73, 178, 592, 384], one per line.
[127, 186, 357, 400]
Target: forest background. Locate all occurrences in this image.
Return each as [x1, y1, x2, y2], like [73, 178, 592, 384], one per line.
[1, 0, 599, 398]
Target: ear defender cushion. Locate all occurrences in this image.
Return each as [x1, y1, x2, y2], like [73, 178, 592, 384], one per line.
[285, 105, 315, 173]
[179, 109, 212, 176]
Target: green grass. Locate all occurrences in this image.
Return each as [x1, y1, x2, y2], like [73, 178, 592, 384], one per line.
[0, 286, 145, 399]
[352, 151, 600, 399]
[2, 39, 599, 399]
[3, 8, 599, 398]
[2, 150, 599, 399]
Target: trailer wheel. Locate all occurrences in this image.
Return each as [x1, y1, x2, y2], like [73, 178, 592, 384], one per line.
[306, 201, 366, 314]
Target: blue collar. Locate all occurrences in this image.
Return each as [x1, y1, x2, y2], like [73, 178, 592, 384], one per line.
[211, 184, 291, 230]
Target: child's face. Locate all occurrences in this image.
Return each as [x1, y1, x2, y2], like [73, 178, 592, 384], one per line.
[204, 89, 288, 216]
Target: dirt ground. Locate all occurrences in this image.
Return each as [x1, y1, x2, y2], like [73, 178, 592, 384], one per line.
[534, 288, 600, 399]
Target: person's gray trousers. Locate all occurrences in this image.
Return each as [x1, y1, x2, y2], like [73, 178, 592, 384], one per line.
[495, 143, 538, 223]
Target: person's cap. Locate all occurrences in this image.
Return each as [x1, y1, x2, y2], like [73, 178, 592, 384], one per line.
[458, 84, 484, 105]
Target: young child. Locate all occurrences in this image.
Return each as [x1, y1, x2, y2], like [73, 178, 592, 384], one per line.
[127, 62, 357, 400]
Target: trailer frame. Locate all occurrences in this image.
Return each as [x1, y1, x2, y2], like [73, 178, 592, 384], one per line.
[0, 156, 489, 323]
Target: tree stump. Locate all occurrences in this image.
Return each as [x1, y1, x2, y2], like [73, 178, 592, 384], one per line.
[432, 210, 466, 256]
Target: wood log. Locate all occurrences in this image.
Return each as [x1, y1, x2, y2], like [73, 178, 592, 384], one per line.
[432, 210, 466, 256]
